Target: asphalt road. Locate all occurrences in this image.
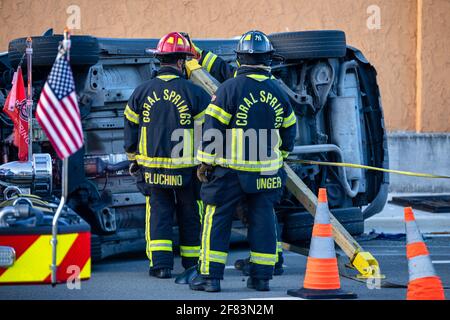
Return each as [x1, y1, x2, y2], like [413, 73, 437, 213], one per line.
[1, 235, 449, 300]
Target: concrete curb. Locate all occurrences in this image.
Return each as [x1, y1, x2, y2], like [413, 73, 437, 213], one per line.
[364, 198, 450, 234]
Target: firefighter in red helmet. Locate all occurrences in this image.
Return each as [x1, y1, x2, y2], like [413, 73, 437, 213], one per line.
[124, 32, 211, 279]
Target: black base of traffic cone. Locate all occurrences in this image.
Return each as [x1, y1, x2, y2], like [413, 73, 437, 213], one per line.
[287, 287, 357, 300]
[175, 265, 198, 285]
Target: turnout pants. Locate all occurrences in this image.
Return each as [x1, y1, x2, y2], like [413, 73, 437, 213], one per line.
[275, 215, 284, 267]
[199, 169, 278, 280]
[145, 182, 202, 270]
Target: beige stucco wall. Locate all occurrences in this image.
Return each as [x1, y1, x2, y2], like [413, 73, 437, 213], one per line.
[0, 0, 448, 132]
[418, 0, 450, 132]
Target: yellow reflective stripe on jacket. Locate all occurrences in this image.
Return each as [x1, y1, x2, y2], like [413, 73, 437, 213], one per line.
[196, 155, 283, 172]
[214, 157, 283, 172]
[149, 240, 173, 252]
[246, 74, 269, 82]
[156, 75, 179, 81]
[197, 150, 216, 164]
[124, 104, 139, 124]
[202, 52, 218, 73]
[139, 127, 148, 156]
[245, 74, 276, 81]
[282, 111, 296, 128]
[274, 130, 282, 160]
[250, 251, 277, 266]
[136, 155, 198, 169]
[194, 110, 206, 123]
[126, 152, 136, 161]
[180, 246, 201, 258]
[205, 103, 232, 125]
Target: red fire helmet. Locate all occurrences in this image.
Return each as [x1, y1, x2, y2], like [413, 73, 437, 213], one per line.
[154, 32, 193, 56]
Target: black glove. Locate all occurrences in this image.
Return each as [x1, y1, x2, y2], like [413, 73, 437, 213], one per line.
[129, 161, 140, 177]
[197, 163, 214, 183]
[180, 32, 202, 60]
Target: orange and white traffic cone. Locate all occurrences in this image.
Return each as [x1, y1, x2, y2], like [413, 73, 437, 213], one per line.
[287, 188, 357, 299]
[404, 207, 445, 300]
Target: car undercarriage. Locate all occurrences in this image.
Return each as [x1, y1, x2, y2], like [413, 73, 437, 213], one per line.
[0, 30, 389, 261]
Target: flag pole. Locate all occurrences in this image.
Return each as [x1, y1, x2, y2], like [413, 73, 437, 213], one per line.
[25, 37, 33, 161]
[50, 28, 71, 286]
[61, 27, 71, 200]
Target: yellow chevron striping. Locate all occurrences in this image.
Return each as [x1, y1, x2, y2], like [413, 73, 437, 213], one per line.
[79, 257, 91, 279]
[0, 234, 77, 283]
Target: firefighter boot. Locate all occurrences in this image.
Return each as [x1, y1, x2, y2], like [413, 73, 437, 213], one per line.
[234, 257, 251, 276]
[175, 265, 199, 284]
[189, 274, 221, 292]
[274, 251, 284, 276]
[235, 253, 283, 276]
[149, 268, 172, 279]
[247, 277, 270, 291]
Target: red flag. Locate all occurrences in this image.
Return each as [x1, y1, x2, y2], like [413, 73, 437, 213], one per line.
[36, 52, 83, 159]
[2, 67, 29, 161]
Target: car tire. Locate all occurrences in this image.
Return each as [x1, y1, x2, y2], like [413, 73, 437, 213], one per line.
[8, 35, 99, 68]
[268, 30, 347, 60]
[282, 207, 364, 243]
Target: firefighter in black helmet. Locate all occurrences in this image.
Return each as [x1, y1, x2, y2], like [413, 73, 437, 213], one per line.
[124, 32, 211, 279]
[191, 31, 287, 278]
[189, 31, 297, 292]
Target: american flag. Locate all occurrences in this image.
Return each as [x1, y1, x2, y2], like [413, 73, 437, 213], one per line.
[36, 52, 83, 159]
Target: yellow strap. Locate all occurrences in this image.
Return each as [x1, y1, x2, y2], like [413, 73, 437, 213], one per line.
[280, 150, 290, 159]
[292, 160, 450, 179]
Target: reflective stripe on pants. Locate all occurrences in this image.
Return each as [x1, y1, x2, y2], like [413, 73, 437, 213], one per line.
[146, 179, 201, 270]
[199, 169, 278, 279]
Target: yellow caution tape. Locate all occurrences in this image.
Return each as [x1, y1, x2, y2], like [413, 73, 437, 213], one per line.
[290, 160, 450, 179]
